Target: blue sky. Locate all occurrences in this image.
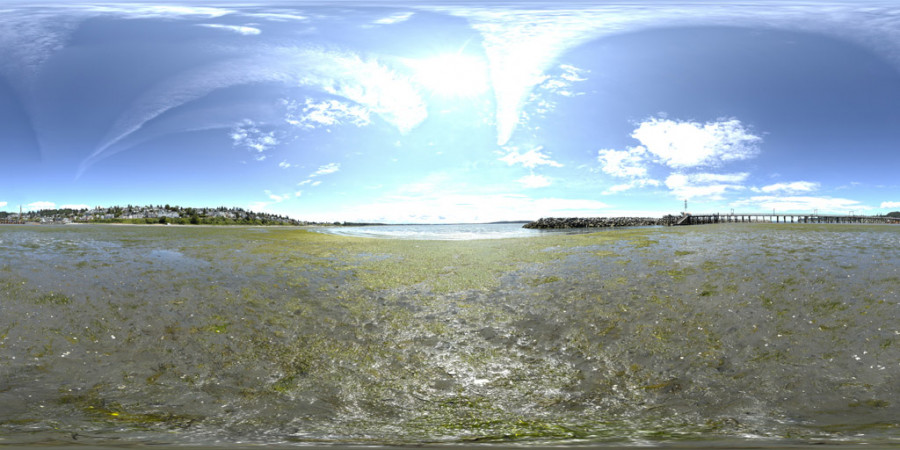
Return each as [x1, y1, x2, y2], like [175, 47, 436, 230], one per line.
[2, 1, 900, 223]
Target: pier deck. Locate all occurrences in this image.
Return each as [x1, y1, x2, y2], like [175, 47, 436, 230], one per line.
[676, 213, 900, 225]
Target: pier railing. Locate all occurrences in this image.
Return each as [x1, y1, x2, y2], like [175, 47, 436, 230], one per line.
[676, 213, 900, 225]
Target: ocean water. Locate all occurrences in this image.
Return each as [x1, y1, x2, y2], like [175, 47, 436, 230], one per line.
[1, 223, 898, 447]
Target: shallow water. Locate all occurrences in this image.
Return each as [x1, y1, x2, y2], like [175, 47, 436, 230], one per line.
[1, 223, 898, 446]
[312, 222, 610, 240]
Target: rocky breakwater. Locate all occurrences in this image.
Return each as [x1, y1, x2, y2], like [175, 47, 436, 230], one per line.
[523, 215, 680, 229]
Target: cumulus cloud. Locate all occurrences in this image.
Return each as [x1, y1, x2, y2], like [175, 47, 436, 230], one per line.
[597, 146, 648, 178]
[0, 201, 6, 208]
[60, 204, 89, 210]
[731, 196, 868, 214]
[196, 24, 261, 35]
[517, 174, 551, 188]
[756, 181, 819, 194]
[283, 98, 371, 130]
[881, 201, 900, 209]
[631, 117, 761, 168]
[665, 172, 748, 200]
[499, 146, 563, 169]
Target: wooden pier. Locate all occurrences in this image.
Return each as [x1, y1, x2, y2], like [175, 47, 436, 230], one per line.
[676, 213, 900, 225]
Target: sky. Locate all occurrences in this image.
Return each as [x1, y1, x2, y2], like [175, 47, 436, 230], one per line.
[2, 0, 900, 223]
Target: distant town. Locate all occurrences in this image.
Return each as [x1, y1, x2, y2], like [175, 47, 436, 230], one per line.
[0, 205, 345, 226]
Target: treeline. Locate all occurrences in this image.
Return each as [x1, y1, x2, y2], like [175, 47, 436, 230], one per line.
[5, 205, 307, 226]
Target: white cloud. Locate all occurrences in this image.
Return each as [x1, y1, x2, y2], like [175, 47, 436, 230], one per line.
[881, 201, 900, 209]
[602, 178, 661, 195]
[311, 163, 340, 177]
[311, 181, 322, 187]
[631, 117, 761, 168]
[538, 64, 588, 98]
[295, 191, 303, 197]
[443, 3, 900, 146]
[283, 98, 371, 130]
[0, 201, 6, 208]
[499, 146, 563, 169]
[26, 201, 56, 211]
[230, 120, 279, 155]
[245, 12, 307, 22]
[517, 174, 551, 188]
[278, 161, 292, 169]
[731, 196, 869, 214]
[298, 180, 312, 186]
[305, 193, 611, 224]
[79, 47, 426, 176]
[196, 24, 261, 35]
[756, 181, 819, 194]
[597, 146, 648, 178]
[665, 172, 748, 200]
[373, 12, 414, 25]
[60, 204, 89, 210]
[83, 5, 233, 19]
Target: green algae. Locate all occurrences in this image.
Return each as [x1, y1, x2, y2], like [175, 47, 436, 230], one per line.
[1, 224, 899, 445]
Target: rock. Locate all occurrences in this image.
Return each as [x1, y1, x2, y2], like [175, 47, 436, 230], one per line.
[523, 215, 681, 229]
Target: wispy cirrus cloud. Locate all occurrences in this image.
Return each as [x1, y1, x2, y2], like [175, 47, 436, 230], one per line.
[372, 12, 414, 25]
[245, 12, 308, 22]
[79, 47, 426, 176]
[196, 24, 261, 36]
[434, 2, 900, 145]
[755, 181, 819, 194]
[499, 145, 563, 169]
[78, 5, 233, 19]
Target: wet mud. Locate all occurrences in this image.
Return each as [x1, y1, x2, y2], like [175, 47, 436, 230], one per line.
[1, 224, 898, 446]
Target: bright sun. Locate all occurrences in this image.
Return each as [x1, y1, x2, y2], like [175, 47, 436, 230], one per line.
[410, 53, 490, 97]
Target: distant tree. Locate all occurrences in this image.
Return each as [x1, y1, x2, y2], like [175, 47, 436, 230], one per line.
[190, 214, 200, 225]
[159, 216, 167, 224]
[888, 211, 900, 218]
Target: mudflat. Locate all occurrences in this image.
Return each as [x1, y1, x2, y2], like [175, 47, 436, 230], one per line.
[1, 224, 898, 446]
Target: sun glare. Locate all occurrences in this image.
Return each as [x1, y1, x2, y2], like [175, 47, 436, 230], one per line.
[410, 53, 490, 97]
